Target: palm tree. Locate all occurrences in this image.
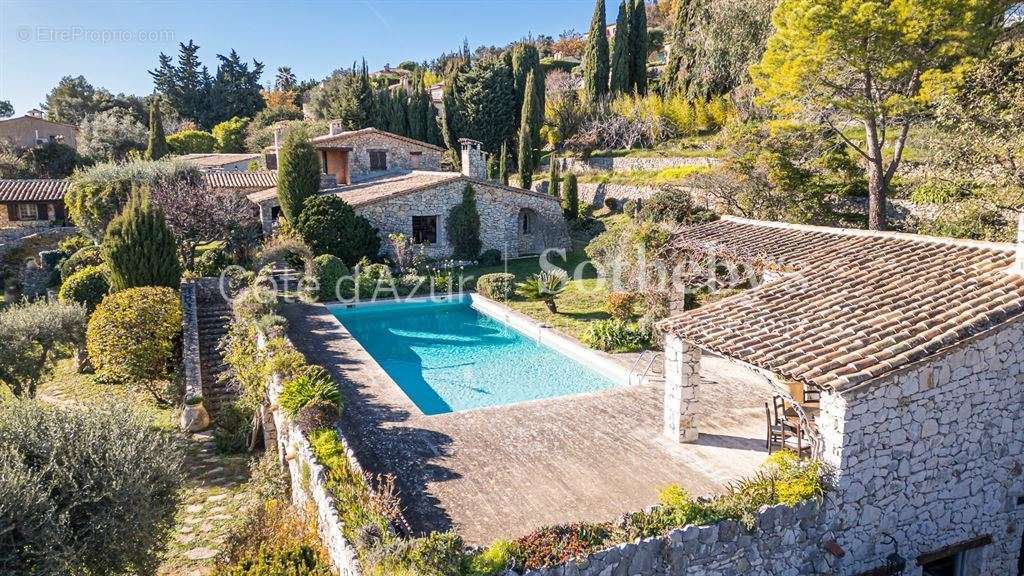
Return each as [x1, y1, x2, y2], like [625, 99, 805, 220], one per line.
[518, 270, 568, 313]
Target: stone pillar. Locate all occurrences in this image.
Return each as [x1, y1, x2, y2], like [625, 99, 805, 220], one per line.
[663, 335, 700, 443]
[1015, 211, 1024, 273]
[259, 203, 274, 236]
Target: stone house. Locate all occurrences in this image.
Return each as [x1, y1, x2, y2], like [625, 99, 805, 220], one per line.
[247, 131, 568, 259]
[0, 179, 70, 228]
[180, 153, 260, 172]
[656, 216, 1024, 575]
[0, 111, 77, 150]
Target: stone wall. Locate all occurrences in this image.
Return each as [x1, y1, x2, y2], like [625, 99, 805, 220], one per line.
[816, 317, 1024, 575]
[520, 500, 836, 576]
[356, 178, 570, 259]
[180, 282, 202, 401]
[552, 155, 719, 174]
[343, 132, 442, 179]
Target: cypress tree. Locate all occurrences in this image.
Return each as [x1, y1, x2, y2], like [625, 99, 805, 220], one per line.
[375, 89, 392, 130]
[388, 88, 409, 136]
[102, 189, 181, 291]
[582, 0, 610, 102]
[145, 100, 168, 160]
[628, 0, 649, 95]
[609, 0, 632, 95]
[426, 105, 443, 147]
[276, 128, 321, 223]
[408, 83, 430, 141]
[498, 140, 509, 185]
[661, 0, 691, 95]
[563, 173, 580, 220]
[517, 71, 539, 190]
[549, 156, 561, 198]
[446, 183, 482, 260]
[511, 43, 544, 149]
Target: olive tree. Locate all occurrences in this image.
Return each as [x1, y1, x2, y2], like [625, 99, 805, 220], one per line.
[0, 299, 87, 398]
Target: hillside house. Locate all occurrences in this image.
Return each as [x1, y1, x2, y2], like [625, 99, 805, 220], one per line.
[0, 179, 70, 228]
[0, 111, 77, 150]
[657, 216, 1024, 575]
[180, 153, 260, 172]
[247, 128, 568, 259]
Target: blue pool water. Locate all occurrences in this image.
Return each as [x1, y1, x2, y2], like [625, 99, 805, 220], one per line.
[330, 297, 620, 415]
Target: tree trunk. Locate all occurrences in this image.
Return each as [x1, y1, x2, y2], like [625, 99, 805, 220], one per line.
[544, 299, 558, 314]
[867, 161, 887, 231]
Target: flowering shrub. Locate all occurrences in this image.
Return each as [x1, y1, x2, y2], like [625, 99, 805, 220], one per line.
[512, 523, 612, 570]
[605, 291, 637, 320]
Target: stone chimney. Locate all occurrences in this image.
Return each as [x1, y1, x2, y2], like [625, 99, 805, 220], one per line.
[459, 138, 486, 179]
[329, 120, 344, 136]
[273, 126, 283, 150]
[1016, 211, 1024, 273]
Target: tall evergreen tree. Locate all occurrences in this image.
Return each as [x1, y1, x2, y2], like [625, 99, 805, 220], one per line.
[446, 183, 482, 260]
[426, 104, 443, 147]
[388, 88, 410, 136]
[628, 0, 649, 95]
[563, 174, 580, 220]
[548, 156, 561, 198]
[439, 73, 465, 167]
[454, 57, 517, 156]
[511, 43, 545, 149]
[149, 40, 210, 125]
[334, 60, 377, 130]
[276, 128, 321, 223]
[498, 140, 510, 185]
[517, 71, 539, 190]
[582, 0, 610, 102]
[102, 190, 181, 292]
[375, 89, 393, 129]
[144, 100, 168, 160]
[408, 83, 430, 141]
[609, 0, 632, 94]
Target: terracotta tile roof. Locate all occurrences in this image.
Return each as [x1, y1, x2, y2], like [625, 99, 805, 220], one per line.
[204, 171, 277, 189]
[657, 216, 1024, 391]
[0, 179, 69, 202]
[179, 153, 259, 168]
[311, 127, 444, 151]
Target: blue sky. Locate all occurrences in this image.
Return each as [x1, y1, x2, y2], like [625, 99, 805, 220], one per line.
[0, 1, 608, 115]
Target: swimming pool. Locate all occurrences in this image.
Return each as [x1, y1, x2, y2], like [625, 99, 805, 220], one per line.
[329, 296, 623, 415]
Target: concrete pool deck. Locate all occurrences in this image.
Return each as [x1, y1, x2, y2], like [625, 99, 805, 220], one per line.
[282, 300, 773, 546]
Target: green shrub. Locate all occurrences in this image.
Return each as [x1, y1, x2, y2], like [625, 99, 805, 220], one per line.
[308, 429, 390, 545]
[462, 540, 516, 576]
[583, 319, 649, 352]
[512, 523, 611, 571]
[605, 291, 636, 321]
[296, 400, 340, 436]
[410, 532, 464, 576]
[313, 254, 351, 301]
[86, 286, 182, 402]
[296, 195, 381, 267]
[638, 189, 717, 225]
[212, 117, 249, 153]
[908, 180, 974, 204]
[194, 247, 232, 277]
[58, 264, 110, 312]
[358, 261, 393, 282]
[278, 366, 342, 416]
[277, 128, 321, 224]
[213, 402, 253, 454]
[212, 543, 333, 576]
[102, 191, 182, 291]
[39, 249, 64, 271]
[919, 202, 1015, 242]
[167, 129, 217, 154]
[446, 183, 482, 260]
[58, 234, 94, 255]
[517, 270, 568, 313]
[0, 299, 87, 398]
[59, 244, 103, 279]
[477, 248, 502, 266]
[562, 174, 580, 220]
[0, 400, 182, 575]
[476, 273, 516, 300]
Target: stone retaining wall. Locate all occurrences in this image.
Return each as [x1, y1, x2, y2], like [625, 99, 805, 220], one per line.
[551, 155, 719, 174]
[520, 500, 836, 576]
[180, 282, 202, 401]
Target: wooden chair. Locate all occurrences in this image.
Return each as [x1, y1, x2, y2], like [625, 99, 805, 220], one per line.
[765, 402, 787, 453]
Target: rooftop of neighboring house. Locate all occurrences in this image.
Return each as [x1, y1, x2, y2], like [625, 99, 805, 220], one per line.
[0, 112, 77, 131]
[310, 126, 444, 151]
[0, 179, 70, 202]
[657, 216, 1024, 392]
[178, 153, 260, 169]
[203, 170, 278, 190]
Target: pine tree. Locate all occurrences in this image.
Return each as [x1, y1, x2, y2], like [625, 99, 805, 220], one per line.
[628, 0, 649, 95]
[609, 0, 632, 95]
[549, 156, 561, 198]
[498, 140, 510, 185]
[517, 71, 539, 190]
[276, 128, 321, 223]
[563, 174, 580, 220]
[582, 0, 610, 102]
[102, 189, 181, 291]
[446, 183, 482, 260]
[144, 100, 168, 160]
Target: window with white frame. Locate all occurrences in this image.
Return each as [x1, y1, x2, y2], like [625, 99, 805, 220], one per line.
[17, 204, 40, 221]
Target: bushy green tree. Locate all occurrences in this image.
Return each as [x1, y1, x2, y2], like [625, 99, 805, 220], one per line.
[58, 264, 110, 313]
[295, 195, 381, 267]
[0, 299, 87, 398]
[446, 183, 482, 260]
[145, 99, 169, 160]
[753, 0, 1006, 230]
[582, 0, 610, 102]
[610, 0, 633, 95]
[79, 108, 148, 161]
[563, 173, 580, 220]
[212, 116, 248, 152]
[309, 60, 376, 129]
[0, 401, 183, 575]
[628, 0, 649, 95]
[21, 141, 80, 178]
[102, 191, 182, 291]
[456, 57, 518, 156]
[276, 128, 321, 223]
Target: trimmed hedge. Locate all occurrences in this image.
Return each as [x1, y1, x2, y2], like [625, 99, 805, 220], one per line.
[476, 273, 515, 300]
[58, 264, 110, 312]
[59, 245, 103, 280]
[313, 254, 351, 301]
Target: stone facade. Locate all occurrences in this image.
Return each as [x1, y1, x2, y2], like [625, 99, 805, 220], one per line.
[0, 201, 66, 228]
[814, 317, 1024, 575]
[663, 336, 700, 443]
[357, 177, 569, 260]
[519, 501, 836, 576]
[327, 130, 442, 179]
[552, 155, 718, 174]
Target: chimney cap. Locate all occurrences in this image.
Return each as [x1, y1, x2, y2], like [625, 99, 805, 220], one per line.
[458, 138, 482, 149]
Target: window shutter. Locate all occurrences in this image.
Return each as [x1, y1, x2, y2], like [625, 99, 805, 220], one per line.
[36, 203, 49, 221]
[53, 202, 66, 223]
[6, 204, 17, 222]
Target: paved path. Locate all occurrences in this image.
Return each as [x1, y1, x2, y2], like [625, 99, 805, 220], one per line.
[284, 301, 772, 545]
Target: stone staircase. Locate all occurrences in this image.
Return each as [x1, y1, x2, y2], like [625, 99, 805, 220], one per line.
[195, 282, 236, 417]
